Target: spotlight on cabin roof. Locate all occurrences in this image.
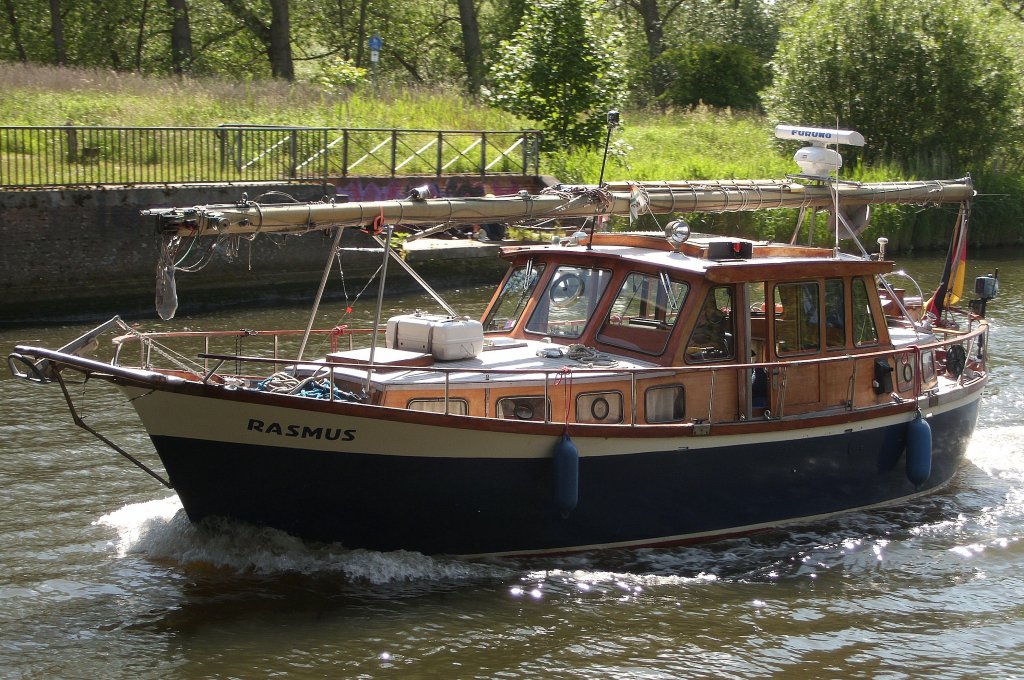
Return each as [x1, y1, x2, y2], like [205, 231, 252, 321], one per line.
[775, 124, 865, 180]
[665, 219, 690, 250]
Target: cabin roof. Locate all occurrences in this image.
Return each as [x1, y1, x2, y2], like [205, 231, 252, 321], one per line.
[501, 233, 893, 281]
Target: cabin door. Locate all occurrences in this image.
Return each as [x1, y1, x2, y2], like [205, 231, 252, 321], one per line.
[769, 281, 822, 416]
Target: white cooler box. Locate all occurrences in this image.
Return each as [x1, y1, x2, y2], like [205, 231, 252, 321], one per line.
[385, 313, 484, 361]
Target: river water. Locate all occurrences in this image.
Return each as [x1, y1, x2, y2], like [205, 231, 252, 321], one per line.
[2, 250, 1023, 678]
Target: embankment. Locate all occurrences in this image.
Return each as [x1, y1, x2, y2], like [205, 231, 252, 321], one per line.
[0, 175, 543, 325]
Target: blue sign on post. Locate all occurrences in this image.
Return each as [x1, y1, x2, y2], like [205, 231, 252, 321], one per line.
[369, 34, 383, 52]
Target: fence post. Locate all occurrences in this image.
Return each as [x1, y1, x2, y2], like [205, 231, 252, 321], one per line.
[289, 128, 298, 179]
[390, 129, 397, 177]
[436, 131, 443, 177]
[234, 129, 243, 174]
[521, 131, 528, 175]
[65, 123, 78, 163]
[322, 128, 329, 183]
[342, 129, 349, 178]
[480, 131, 486, 177]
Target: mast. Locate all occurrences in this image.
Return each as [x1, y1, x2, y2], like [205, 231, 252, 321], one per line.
[146, 178, 974, 238]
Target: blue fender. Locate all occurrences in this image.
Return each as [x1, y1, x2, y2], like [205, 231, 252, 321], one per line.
[906, 413, 932, 487]
[553, 434, 579, 517]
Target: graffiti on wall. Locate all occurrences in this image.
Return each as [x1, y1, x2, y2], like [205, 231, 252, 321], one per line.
[331, 176, 543, 203]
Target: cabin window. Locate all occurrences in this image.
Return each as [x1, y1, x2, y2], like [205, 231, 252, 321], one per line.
[774, 281, 820, 355]
[686, 286, 735, 362]
[825, 278, 846, 349]
[407, 398, 469, 415]
[597, 272, 689, 355]
[497, 396, 550, 421]
[576, 391, 623, 424]
[921, 350, 937, 386]
[525, 266, 612, 339]
[645, 385, 686, 423]
[483, 262, 546, 332]
[746, 282, 769, 362]
[852, 277, 879, 346]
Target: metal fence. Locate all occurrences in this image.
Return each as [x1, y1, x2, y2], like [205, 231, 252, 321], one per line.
[0, 125, 543, 188]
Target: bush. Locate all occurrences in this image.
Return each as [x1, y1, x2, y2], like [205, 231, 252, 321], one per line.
[764, 0, 1018, 171]
[486, 0, 626, 150]
[653, 43, 768, 110]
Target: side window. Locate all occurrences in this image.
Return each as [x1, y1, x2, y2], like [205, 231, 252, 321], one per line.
[407, 398, 468, 415]
[598, 272, 689, 355]
[686, 286, 735, 362]
[526, 266, 612, 339]
[645, 385, 685, 423]
[774, 281, 820, 355]
[852, 277, 879, 346]
[825, 278, 846, 349]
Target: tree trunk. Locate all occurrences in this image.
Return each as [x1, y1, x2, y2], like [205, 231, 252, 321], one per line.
[218, 0, 293, 80]
[268, 0, 294, 81]
[636, 0, 665, 96]
[355, 0, 369, 67]
[456, 0, 484, 95]
[3, 0, 28, 62]
[49, 0, 66, 64]
[135, 0, 150, 71]
[166, 0, 193, 75]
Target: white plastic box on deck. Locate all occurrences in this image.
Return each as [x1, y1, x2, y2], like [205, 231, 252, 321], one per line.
[385, 313, 484, 361]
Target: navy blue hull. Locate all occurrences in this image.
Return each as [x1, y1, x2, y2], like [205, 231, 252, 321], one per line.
[151, 399, 980, 556]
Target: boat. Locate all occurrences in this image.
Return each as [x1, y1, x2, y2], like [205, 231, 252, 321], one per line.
[7, 125, 998, 557]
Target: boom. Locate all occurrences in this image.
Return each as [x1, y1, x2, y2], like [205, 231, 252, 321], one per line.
[146, 178, 974, 238]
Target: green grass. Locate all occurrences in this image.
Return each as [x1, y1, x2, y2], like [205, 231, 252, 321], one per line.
[1, 63, 1019, 249]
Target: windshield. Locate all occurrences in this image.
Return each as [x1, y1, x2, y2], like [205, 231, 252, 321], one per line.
[597, 271, 690, 354]
[483, 262, 545, 332]
[525, 265, 613, 339]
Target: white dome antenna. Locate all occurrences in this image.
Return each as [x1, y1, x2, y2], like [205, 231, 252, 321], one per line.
[775, 125, 865, 180]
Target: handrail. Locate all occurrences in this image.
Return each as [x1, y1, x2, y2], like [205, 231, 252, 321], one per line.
[14, 315, 986, 430]
[114, 321, 987, 377]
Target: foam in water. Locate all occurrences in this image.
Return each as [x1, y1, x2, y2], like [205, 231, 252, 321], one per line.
[95, 496, 505, 584]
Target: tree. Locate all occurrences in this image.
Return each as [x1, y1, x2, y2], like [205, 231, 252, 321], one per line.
[218, 0, 293, 80]
[2, 0, 27, 62]
[654, 42, 767, 110]
[166, 0, 193, 75]
[487, 0, 626, 150]
[764, 0, 1017, 170]
[455, 0, 483, 94]
[49, 0, 66, 65]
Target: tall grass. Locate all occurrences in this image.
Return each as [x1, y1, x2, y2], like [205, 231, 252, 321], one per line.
[0, 63, 526, 130]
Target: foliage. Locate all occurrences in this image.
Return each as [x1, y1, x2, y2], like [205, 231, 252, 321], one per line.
[653, 43, 769, 110]
[614, 0, 780, 104]
[311, 57, 369, 93]
[486, 0, 627, 150]
[763, 0, 1019, 171]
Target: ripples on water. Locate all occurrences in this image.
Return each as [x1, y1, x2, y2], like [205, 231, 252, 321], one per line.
[3, 266, 1024, 677]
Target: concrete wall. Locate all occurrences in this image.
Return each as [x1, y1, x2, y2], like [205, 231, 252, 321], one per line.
[0, 175, 546, 325]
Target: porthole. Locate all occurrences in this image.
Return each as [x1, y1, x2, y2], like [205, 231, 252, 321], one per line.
[576, 391, 623, 424]
[497, 396, 549, 421]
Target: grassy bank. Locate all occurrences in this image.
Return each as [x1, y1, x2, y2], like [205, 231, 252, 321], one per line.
[3, 63, 1020, 251]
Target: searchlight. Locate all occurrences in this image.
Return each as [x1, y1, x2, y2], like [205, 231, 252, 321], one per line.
[775, 125, 865, 179]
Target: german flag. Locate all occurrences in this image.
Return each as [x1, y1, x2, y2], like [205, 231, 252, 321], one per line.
[925, 202, 970, 322]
